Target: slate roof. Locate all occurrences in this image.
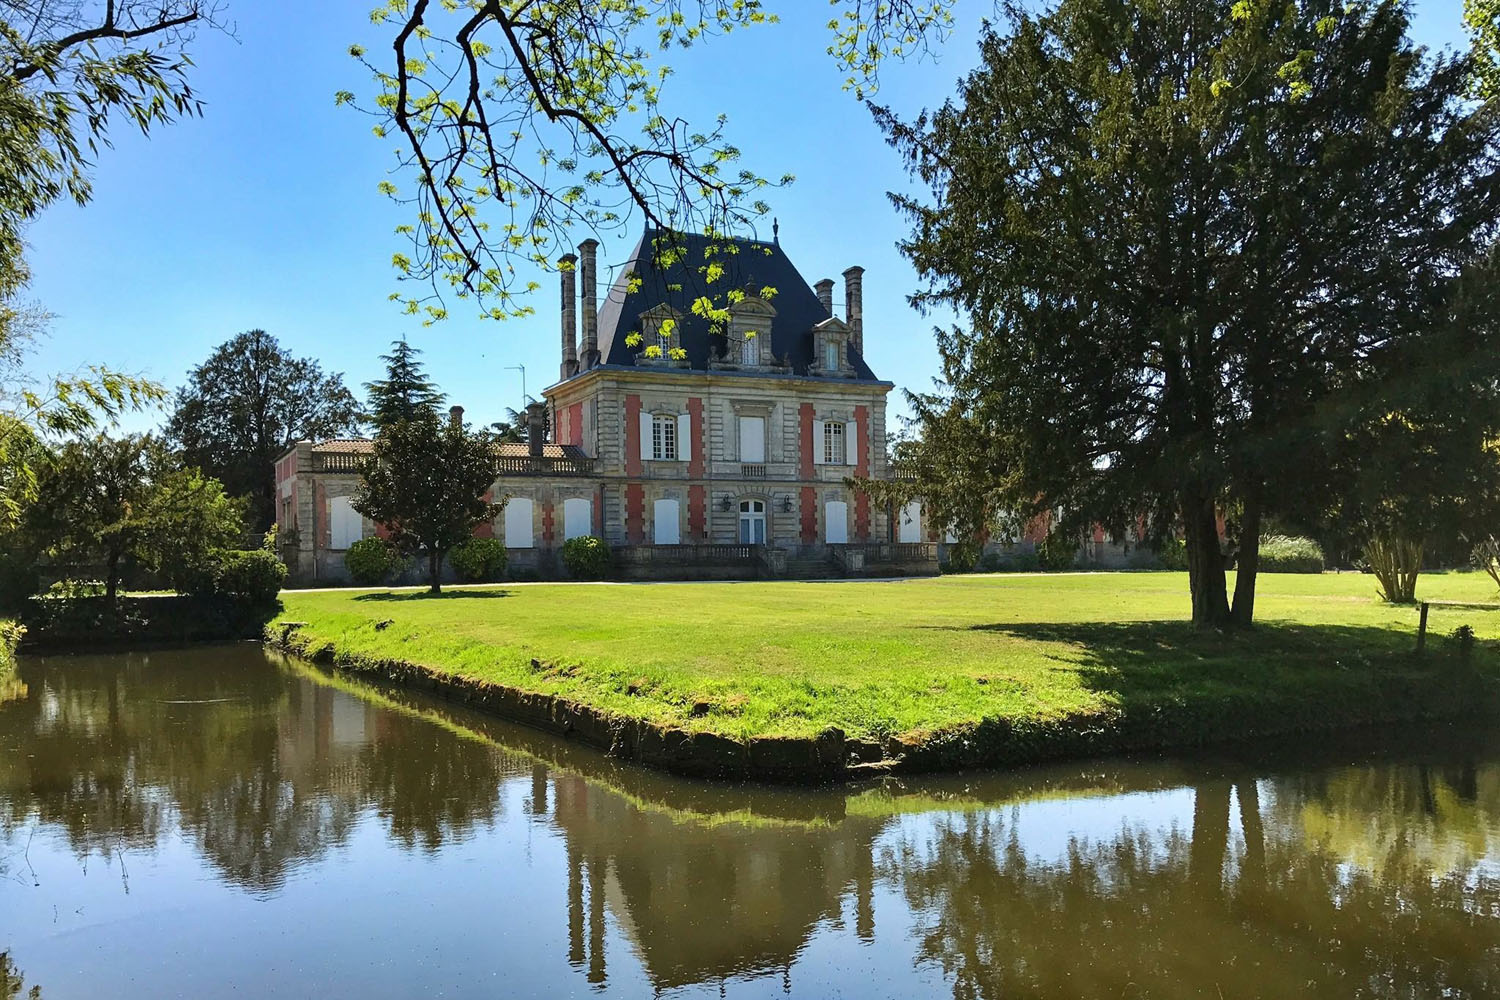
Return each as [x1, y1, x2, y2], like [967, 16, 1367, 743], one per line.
[593, 229, 881, 380]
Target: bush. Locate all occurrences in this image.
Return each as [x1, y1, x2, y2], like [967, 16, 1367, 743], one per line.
[1156, 538, 1188, 571]
[561, 536, 612, 579]
[46, 579, 105, 599]
[1257, 535, 1324, 574]
[449, 537, 508, 583]
[978, 552, 1005, 573]
[345, 538, 401, 586]
[213, 550, 287, 605]
[1037, 532, 1079, 572]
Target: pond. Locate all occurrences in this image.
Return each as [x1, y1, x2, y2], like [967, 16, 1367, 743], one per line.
[1, 646, 1497, 999]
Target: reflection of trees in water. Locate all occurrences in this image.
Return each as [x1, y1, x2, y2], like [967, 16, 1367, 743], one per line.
[0, 951, 41, 1000]
[0, 650, 513, 892]
[884, 771, 1500, 1000]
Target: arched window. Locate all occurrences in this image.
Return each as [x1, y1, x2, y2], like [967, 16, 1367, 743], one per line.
[563, 497, 592, 541]
[738, 500, 767, 545]
[503, 497, 534, 549]
[330, 496, 363, 549]
[653, 498, 681, 545]
[824, 500, 848, 544]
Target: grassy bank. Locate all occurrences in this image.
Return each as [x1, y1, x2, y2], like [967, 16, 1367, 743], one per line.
[274, 572, 1500, 776]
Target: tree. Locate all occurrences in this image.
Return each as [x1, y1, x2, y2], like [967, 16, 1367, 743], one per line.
[29, 433, 245, 607]
[339, 0, 956, 321]
[0, 2, 220, 528]
[364, 337, 444, 430]
[167, 330, 363, 531]
[1470, 0, 1499, 101]
[873, 0, 1500, 629]
[353, 409, 501, 594]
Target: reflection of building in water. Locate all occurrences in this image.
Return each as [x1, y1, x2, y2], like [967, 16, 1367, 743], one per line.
[547, 772, 888, 991]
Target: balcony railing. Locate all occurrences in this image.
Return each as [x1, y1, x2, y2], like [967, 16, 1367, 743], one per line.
[829, 542, 939, 572]
[615, 543, 762, 567]
[313, 453, 365, 473]
[741, 463, 766, 479]
[495, 454, 596, 477]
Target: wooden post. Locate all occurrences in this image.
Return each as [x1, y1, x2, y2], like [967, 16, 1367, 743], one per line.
[1416, 602, 1430, 654]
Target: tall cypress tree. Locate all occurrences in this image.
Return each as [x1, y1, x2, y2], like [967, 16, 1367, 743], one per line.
[365, 338, 445, 429]
[874, 0, 1500, 629]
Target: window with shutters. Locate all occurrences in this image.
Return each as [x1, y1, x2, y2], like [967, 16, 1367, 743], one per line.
[738, 415, 765, 463]
[823, 421, 846, 465]
[652, 414, 677, 461]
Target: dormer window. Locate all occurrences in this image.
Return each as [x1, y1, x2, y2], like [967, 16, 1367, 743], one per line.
[812, 317, 850, 376]
[636, 303, 684, 366]
[728, 292, 776, 368]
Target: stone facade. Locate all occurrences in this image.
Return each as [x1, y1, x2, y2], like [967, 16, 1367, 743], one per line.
[274, 231, 937, 583]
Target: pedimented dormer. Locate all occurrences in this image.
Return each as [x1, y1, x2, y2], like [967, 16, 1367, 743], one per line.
[812, 317, 853, 376]
[728, 291, 777, 368]
[634, 302, 688, 368]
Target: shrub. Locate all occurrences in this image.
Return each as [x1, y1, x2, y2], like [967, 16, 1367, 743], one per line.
[978, 552, 1004, 573]
[213, 550, 287, 606]
[1156, 538, 1188, 571]
[1257, 534, 1325, 574]
[46, 579, 105, 599]
[561, 536, 612, 579]
[345, 537, 401, 586]
[449, 537, 508, 583]
[1037, 532, 1079, 572]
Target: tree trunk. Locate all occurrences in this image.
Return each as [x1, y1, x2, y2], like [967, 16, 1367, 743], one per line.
[428, 549, 442, 594]
[1183, 494, 1230, 630]
[1231, 491, 1262, 627]
[105, 548, 121, 616]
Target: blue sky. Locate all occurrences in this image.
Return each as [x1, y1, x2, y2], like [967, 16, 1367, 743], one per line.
[21, 1, 1471, 435]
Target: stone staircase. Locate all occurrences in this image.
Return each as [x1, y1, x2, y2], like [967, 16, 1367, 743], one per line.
[782, 554, 841, 580]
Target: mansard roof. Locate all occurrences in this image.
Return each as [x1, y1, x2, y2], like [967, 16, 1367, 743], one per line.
[309, 438, 588, 460]
[594, 229, 881, 380]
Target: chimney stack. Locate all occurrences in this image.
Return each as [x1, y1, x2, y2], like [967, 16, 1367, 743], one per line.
[448, 405, 465, 429]
[525, 400, 548, 458]
[814, 278, 835, 317]
[843, 266, 864, 358]
[579, 238, 600, 368]
[560, 253, 579, 380]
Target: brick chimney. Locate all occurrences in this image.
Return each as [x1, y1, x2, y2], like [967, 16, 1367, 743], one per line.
[560, 252, 579, 380]
[448, 405, 464, 429]
[843, 266, 864, 357]
[579, 238, 600, 369]
[814, 278, 835, 317]
[525, 400, 547, 458]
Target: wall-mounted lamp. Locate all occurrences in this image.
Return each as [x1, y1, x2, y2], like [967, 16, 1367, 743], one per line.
[781, 496, 794, 513]
[719, 496, 734, 512]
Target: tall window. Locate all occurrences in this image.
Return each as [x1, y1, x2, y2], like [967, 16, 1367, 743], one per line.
[652, 414, 677, 461]
[824, 339, 840, 371]
[738, 415, 765, 463]
[823, 421, 846, 465]
[739, 500, 767, 544]
[659, 331, 673, 359]
[741, 332, 758, 366]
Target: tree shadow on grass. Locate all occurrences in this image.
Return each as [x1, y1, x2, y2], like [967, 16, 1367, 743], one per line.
[353, 590, 513, 602]
[958, 619, 1448, 700]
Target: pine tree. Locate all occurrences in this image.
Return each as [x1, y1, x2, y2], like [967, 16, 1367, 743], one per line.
[365, 339, 446, 430]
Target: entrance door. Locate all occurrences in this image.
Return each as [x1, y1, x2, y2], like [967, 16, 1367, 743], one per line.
[898, 501, 922, 543]
[824, 500, 848, 544]
[738, 500, 767, 544]
[653, 498, 681, 545]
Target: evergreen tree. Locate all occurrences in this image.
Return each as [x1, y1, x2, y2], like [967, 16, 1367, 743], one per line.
[874, 0, 1500, 628]
[353, 409, 501, 594]
[364, 339, 446, 430]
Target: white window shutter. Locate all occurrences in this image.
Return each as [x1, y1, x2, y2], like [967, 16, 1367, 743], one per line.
[848, 419, 860, 469]
[639, 411, 653, 461]
[677, 412, 691, 462]
[812, 419, 825, 464]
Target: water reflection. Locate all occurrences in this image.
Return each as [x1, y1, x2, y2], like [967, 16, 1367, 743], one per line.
[0, 647, 1497, 999]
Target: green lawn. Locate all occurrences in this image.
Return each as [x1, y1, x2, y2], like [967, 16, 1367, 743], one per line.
[275, 571, 1500, 746]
